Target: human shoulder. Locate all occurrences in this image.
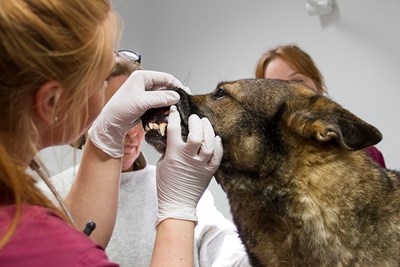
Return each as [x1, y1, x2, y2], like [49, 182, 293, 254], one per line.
[364, 146, 386, 168]
[0, 205, 118, 267]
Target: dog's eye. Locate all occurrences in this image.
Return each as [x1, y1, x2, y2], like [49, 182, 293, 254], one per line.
[214, 88, 228, 99]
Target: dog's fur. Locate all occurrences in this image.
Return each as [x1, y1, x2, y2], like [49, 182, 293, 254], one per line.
[142, 79, 400, 266]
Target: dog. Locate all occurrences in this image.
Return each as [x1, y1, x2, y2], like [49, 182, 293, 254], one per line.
[141, 79, 400, 266]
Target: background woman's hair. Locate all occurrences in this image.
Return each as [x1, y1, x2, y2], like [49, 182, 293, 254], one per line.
[254, 44, 327, 95]
[0, 0, 121, 247]
[109, 56, 143, 77]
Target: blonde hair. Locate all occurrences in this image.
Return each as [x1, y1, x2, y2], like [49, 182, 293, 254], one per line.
[0, 0, 121, 247]
[110, 56, 143, 77]
[254, 44, 327, 95]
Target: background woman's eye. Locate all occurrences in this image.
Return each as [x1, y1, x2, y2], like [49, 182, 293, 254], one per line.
[214, 88, 228, 99]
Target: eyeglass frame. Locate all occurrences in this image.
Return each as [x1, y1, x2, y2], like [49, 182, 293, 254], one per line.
[115, 49, 141, 63]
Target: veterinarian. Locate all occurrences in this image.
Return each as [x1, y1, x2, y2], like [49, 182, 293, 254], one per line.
[0, 1, 223, 266]
[38, 52, 251, 266]
[255, 44, 386, 167]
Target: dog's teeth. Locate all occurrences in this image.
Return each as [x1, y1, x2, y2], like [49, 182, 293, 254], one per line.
[159, 123, 167, 136]
[149, 122, 159, 130]
[145, 124, 150, 132]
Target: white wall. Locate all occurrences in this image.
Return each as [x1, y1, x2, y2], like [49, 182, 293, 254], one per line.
[40, 0, 400, 220]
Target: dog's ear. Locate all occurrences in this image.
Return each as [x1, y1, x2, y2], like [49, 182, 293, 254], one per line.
[283, 96, 382, 150]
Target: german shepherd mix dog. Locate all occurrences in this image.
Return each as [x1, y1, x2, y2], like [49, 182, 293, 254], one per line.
[141, 79, 400, 267]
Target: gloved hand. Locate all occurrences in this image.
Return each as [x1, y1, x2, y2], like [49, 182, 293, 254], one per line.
[156, 105, 223, 226]
[88, 70, 187, 157]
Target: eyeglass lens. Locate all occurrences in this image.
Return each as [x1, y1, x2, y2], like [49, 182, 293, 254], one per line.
[117, 50, 141, 63]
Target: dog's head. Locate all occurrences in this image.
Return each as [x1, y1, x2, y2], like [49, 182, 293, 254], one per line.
[141, 79, 382, 183]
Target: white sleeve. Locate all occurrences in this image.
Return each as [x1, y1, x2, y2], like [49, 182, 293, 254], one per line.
[195, 190, 251, 267]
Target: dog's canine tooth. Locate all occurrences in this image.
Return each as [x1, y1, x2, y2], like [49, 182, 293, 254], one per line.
[159, 123, 167, 136]
[145, 124, 150, 132]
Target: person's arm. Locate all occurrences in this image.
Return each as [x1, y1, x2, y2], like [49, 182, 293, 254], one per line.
[151, 219, 196, 267]
[150, 106, 223, 266]
[64, 139, 121, 247]
[64, 71, 183, 248]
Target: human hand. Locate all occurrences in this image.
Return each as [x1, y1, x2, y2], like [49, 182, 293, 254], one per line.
[156, 106, 223, 226]
[88, 70, 186, 157]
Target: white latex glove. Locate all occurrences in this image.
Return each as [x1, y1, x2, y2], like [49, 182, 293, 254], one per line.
[89, 70, 187, 157]
[156, 105, 223, 226]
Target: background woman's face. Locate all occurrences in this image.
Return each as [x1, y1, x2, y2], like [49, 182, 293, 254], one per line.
[122, 123, 145, 172]
[264, 57, 318, 93]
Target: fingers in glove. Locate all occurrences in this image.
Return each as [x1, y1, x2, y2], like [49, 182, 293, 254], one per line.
[166, 105, 183, 150]
[209, 135, 223, 169]
[141, 91, 180, 110]
[197, 118, 216, 160]
[186, 114, 204, 157]
[140, 70, 185, 91]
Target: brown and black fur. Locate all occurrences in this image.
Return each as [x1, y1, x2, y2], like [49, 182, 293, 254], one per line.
[142, 79, 400, 267]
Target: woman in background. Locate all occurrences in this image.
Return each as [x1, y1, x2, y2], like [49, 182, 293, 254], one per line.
[254, 44, 386, 168]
